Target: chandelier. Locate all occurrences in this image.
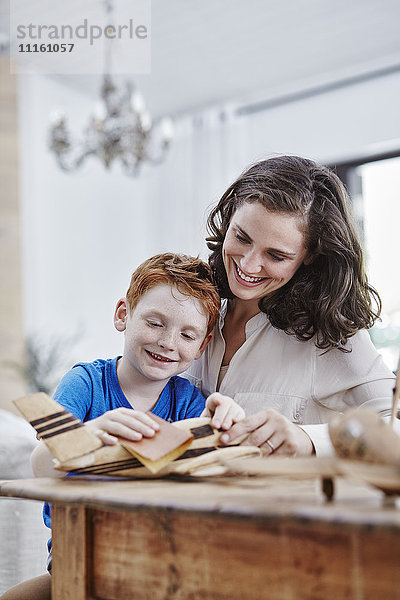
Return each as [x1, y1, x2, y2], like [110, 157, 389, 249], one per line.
[48, 1, 173, 176]
[49, 76, 173, 176]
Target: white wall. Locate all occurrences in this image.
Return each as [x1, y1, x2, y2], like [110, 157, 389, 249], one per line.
[18, 70, 400, 380]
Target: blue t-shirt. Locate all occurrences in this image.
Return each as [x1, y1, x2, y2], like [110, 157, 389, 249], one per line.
[53, 356, 206, 423]
[43, 357, 205, 539]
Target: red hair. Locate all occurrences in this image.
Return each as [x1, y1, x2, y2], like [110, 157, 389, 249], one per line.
[126, 253, 220, 337]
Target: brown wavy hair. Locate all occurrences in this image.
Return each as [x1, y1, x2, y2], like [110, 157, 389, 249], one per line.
[207, 155, 381, 351]
[126, 253, 220, 337]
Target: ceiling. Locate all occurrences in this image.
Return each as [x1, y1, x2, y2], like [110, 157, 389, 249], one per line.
[1, 0, 400, 118]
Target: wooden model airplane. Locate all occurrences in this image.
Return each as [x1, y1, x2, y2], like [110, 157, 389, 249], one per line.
[13, 361, 400, 498]
[13, 393, 261, 478]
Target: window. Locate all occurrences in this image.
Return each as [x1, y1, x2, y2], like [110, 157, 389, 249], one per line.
[333, 154, 400, 371]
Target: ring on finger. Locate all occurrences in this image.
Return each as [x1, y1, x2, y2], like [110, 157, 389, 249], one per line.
[266, 439, 275, 453]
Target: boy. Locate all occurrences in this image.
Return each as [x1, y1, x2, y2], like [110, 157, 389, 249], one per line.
[31, 252, 244, 475]
[0, 254, 243, 600]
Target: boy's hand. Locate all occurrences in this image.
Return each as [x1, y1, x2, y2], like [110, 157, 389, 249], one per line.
[202, 392, 245, 430]
[85, 408, 160, 445]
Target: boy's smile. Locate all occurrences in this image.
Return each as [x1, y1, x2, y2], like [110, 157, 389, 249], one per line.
[145, 350, 177, 363]
[114, 284, 211, 389]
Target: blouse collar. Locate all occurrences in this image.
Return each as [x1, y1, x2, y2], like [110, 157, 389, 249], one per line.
[219, 298, 269, 338]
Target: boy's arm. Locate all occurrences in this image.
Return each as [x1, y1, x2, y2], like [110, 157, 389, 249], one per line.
[202, 392, 245, 430]
[31, 441, 65, 478]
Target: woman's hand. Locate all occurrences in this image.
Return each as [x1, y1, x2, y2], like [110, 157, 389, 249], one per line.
[201, 392, 245, 430]
[85, 408, 160, 445]
[219, 408, 315, 456]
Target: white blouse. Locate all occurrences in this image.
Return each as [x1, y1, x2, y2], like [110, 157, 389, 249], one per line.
[184, 300, 396, 456]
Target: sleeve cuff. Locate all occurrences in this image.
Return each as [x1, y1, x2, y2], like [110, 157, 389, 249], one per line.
[299, 423, 335, 457]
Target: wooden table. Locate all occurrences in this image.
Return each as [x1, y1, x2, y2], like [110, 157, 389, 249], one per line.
[1, 474, 400, 600]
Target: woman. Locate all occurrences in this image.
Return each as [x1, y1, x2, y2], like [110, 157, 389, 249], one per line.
[185, 155, 395, 456]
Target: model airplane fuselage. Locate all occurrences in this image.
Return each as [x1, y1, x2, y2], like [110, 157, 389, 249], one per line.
[13, 392, 400, 497]
[14, 393, 260, 477]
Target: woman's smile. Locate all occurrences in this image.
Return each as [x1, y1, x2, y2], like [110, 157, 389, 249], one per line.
[233, 260, 268, 287]
[222, 202, 308, 302]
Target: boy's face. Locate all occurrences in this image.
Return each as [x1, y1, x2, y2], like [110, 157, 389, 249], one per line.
[114, 284, 212, 385]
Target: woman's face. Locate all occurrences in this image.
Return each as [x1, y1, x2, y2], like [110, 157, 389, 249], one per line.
[222, 202, 309, 302]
